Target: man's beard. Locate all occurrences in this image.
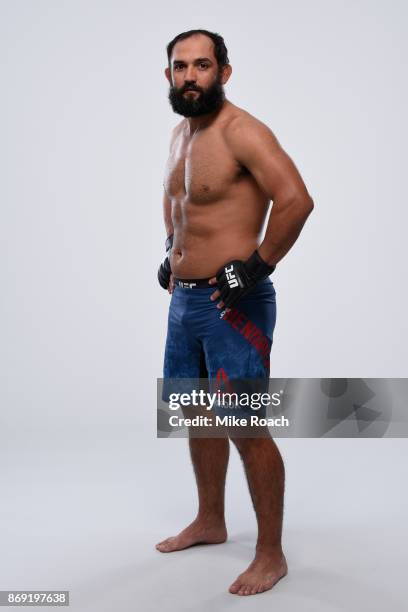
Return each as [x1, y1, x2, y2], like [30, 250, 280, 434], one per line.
[168, 75, 225, 117]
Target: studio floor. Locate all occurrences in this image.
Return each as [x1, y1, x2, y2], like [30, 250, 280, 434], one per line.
[1, 427, 407, 611]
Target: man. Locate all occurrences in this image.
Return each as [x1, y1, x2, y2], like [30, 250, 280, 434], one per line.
[156, 29, 314, 596]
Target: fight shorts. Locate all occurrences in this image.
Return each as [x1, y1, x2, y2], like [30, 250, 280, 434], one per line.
[163, 277, 277, 418]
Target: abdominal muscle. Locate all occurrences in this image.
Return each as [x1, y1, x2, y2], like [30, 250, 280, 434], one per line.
[170, 197, 269, 279]
[171, 234, 260, 279]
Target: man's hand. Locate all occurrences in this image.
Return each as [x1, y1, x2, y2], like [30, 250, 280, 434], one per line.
[209, 250, 275, 313]
[158, 234, 174, 292]
[208, 275, 231, 315]
[168, 274, 175, 294]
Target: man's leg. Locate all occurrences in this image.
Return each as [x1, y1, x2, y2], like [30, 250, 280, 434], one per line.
[228, 434, 287, 596]
[204, 280, 286, 595]
[159, 282, 231, 553]
[156, 436, 229, 552]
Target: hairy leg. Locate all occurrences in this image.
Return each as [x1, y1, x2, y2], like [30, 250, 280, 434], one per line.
[156, 436, 229, 552]
[228, 435, 287, 595]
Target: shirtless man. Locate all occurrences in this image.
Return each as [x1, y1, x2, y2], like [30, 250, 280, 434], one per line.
[156, 29, 314, 596]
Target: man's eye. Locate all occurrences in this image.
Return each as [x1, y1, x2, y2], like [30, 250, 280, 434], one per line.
[174, 65, 184, 71]
[199, 63, 209, 69]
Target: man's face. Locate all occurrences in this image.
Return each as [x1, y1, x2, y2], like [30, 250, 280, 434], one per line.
[166, 34, 228, 117]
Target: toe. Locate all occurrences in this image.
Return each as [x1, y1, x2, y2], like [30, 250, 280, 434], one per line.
[157, 538, 168, 547]
[156, 538, 172, 552]
[229, 581, 240, 594]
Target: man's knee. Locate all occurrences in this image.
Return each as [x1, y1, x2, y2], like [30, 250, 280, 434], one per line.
[229, 432, 275, 456]
[229, 436, 258, 455]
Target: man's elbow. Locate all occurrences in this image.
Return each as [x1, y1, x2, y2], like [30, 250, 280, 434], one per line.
[303, 195, 314, 214]
[292, 194, 314, 220]
[274, 194, 315, 220]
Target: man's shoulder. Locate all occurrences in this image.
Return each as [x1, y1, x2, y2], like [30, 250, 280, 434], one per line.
[168, 120, 186, 146]
[224, 105, 275, 141]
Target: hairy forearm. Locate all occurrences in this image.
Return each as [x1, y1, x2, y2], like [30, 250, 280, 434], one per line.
[258, 196, 314, 266]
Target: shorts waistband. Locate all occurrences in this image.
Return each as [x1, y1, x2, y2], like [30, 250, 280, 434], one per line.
[174, 277, 212, 288]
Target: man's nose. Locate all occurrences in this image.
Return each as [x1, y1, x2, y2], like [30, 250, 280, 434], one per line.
[184, 65, 197, 82]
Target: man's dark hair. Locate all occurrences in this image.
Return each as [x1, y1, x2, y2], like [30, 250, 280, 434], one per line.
[166, 29, 229, 69]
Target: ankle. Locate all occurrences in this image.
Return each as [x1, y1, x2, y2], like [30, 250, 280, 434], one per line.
[255, 543, 284, 558]
[195, 512, 225, 527]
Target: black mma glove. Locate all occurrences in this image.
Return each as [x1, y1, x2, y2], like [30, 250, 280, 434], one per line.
[157, 234, 173, 290]
[216, 250, 275, 309]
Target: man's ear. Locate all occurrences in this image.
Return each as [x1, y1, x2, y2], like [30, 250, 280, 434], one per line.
[221, 64, 232, 85]
[165, 66, 171, 84]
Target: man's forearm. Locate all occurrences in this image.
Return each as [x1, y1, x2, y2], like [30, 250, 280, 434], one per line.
[257, 196, 314, 266]
[162, 191, 174, 239]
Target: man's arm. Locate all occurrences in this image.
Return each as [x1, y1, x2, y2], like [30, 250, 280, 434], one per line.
[225, 115, 314, 266]
[157, 189, 174, 293]
[163, 189, 173, 238]
[158, 125, 180, 293]
[162, 122, 183, 239]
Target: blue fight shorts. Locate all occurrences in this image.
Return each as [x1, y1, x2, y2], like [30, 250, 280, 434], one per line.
[163, 277, 277, 417]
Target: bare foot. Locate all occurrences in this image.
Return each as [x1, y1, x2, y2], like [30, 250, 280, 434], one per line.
[156, 518, 227, 553]
[229, 550, 288, 596]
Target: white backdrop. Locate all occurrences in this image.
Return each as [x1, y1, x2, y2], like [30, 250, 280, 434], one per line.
[1, 1, 407, 610]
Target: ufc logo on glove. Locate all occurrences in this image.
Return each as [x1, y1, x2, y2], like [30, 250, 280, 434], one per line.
[225, 265, 239, 288]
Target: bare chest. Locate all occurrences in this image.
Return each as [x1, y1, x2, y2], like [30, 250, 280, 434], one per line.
[163, 130, 241, 203]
